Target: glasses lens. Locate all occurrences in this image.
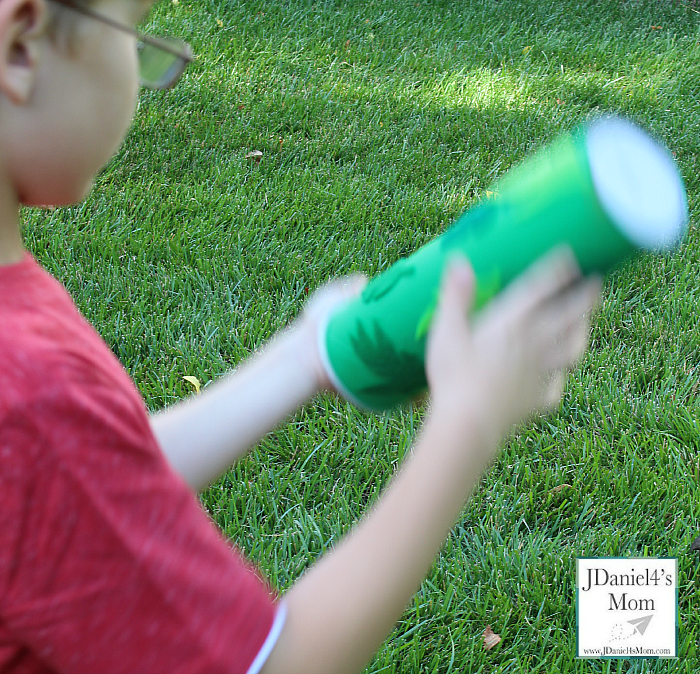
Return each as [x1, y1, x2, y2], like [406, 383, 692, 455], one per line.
[137, 38, 190, 89]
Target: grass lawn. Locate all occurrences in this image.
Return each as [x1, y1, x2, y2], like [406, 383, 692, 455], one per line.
[22, 0, 700, 670]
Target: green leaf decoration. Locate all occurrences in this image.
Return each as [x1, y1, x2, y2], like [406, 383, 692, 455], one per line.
[414, 291, 439, 341]
[440, 202, 497, 250]
[361, 260, 416, 303]
[350, 319, 426, 395]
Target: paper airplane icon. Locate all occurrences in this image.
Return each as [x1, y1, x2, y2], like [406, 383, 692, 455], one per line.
[627, 615, 653, 636]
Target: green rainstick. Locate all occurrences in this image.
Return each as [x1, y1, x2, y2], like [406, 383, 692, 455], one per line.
[320, 118, 688, 411]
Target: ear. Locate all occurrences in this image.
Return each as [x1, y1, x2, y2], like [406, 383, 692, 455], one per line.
[0, 0, 47, 105]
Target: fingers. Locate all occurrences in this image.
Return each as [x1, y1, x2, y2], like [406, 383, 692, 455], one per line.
[430, 256, 476, 343]
[348, 273, 369, 292]
[491, 245, 582, 321]
[425, 257, 478, 395]
[540, 370, 566, 410]
[323, 273, 368, 298]
[538, 278, 600, 408]
[545, 274, 602, 326]
[304, 274, 368, 320]
[336, 273, 368, 302]
[539, 275, 602, 371]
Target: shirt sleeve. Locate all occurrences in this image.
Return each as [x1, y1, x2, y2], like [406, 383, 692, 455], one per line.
[0, 386, 278, 674]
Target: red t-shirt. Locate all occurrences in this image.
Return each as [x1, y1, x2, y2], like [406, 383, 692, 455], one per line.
[0, 252, 281, 673]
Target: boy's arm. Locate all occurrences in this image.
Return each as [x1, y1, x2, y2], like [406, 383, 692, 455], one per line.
[149, 277, 365, 492]
[150, 326, 319, 492]
[263, 403, 497, 674]
[261, 250, 601, 674]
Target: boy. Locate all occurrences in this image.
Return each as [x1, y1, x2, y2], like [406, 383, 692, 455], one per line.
[0, 0, 602, 672]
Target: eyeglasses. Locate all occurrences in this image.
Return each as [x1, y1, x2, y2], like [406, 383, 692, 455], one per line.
[47, 0, 194, 89]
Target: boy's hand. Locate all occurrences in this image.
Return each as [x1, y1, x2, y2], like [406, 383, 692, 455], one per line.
[426, 247, 602, 439]
[296, 274, 368, 393]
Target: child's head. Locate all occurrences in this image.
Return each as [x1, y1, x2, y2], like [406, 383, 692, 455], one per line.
[0, 0, 146, 207]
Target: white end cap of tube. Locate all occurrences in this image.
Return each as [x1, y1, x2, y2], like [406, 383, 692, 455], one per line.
[586, 117, 688, 252]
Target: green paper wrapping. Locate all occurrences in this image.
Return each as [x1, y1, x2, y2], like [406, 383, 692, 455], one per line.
[319, 118, 687, 411]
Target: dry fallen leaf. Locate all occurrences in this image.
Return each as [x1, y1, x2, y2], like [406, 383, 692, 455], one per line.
[550, 483, 573, 495]
[651, 25, 662, 30]
[483, 625, 502, 650]
[245, 150, 263, 164]
[183, 376, 201, 394]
